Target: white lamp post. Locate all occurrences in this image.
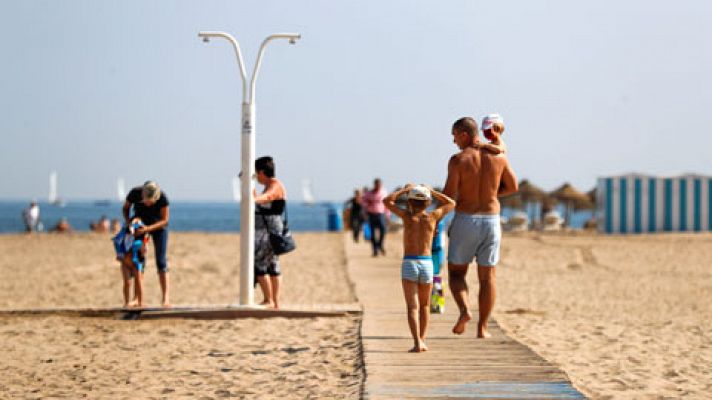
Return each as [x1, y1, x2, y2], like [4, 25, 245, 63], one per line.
[198, 31, 300, 306]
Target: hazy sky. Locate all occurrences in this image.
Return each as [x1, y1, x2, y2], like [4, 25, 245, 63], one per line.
[2, 1, 711, 201]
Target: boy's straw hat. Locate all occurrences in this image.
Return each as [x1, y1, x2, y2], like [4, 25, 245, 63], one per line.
[408, 185, 431, 201]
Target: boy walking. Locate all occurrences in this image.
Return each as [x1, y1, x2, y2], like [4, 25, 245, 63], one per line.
[383, 184, 455, 352]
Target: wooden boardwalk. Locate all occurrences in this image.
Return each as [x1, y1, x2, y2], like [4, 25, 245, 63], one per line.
[345, 236, 585, 399]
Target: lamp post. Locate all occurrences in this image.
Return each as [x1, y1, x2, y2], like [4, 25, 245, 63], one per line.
[198, 31, 300, 306]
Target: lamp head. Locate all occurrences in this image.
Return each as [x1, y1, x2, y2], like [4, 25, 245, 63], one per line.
[202, 36, 210, 43]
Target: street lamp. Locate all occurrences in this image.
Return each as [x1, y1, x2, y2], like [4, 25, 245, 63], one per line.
[198, 31, 301, 306]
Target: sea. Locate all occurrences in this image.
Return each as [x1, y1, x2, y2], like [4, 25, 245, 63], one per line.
[0, 200, 593, 234]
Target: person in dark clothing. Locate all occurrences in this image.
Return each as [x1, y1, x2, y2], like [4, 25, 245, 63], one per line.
[122, 181, 171, 307]
[347, 189, 365, 242]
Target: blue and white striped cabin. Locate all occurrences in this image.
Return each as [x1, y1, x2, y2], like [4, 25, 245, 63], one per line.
[597, 174, 712, 234]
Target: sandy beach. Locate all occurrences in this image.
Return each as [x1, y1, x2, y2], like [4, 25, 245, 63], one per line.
[0, 232, 362, 399]
[495, 232, 712, 399]
[2, 230, 711, 399]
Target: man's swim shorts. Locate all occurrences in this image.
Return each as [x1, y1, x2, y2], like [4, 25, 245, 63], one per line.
[447, 213, 501, 266]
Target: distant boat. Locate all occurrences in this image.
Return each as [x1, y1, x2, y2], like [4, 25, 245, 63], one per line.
[48, 171, 66, 207]
[231, 176, 241, 203]
[117, 178, 126, 201]
[302, 179, 315, 206]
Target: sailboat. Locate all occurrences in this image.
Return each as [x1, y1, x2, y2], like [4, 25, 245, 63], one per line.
[231, 176, 241, 203]
[117, 178, 126, 201]
[48, 171, 66, 207]
[302, 179, 315, 206]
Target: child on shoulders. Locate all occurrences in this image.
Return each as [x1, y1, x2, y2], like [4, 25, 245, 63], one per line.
[480, 113, 507, 155]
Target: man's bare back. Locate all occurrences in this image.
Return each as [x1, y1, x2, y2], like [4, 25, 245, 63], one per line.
[443, 146, 517, 214]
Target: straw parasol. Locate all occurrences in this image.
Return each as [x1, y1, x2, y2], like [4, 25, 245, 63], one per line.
[518, 179, 547, 203]
[550, 183, 592, 225]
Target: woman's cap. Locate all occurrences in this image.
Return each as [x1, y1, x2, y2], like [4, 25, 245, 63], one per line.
[481, 114, 504, 131]
[142, 181, 161, 202]
[408, 185, 431, 201]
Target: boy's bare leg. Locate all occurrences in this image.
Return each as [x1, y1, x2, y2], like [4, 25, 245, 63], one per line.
[402, 280, 426, 352]
[448, 263, 472, 334]
[159, 272, 170, 307]
[417, 282, 432, 351]
[270, 275, 281, 309]
[120, 263, 132, 307]
[477, 265, 496, 338]
[257, 275, 274, 307]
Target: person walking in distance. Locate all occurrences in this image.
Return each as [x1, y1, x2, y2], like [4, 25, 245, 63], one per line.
[363, 178, 388, 256]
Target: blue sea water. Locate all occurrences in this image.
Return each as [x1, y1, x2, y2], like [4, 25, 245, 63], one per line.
[0, 201, 340, 233]
[0, 200, 593, 234]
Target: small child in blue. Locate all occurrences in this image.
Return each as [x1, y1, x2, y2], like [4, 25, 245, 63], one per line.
[383, 184, 455, 352]
[112, 217, 149, 308]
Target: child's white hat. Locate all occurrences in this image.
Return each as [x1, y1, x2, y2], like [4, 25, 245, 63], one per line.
[408, 185, 431, 201]
[481, 114, 504, 131]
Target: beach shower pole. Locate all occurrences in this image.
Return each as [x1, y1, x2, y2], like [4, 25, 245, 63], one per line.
[198, 31, 301, 306]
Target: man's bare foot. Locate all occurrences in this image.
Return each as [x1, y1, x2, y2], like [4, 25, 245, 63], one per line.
[452, 311, 472, 334]
[162, 302, 172, 308]
[127, 299, 139, 307]
[477, 322, 492, 339]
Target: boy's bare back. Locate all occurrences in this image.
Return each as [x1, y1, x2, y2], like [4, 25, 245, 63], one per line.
[383, 186, 455, 256]
[401, 212, 439, 256]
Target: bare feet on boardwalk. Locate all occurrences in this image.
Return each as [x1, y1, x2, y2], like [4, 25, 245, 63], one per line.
[162, 302, 172, 309]
[452, 311, 472, 334]
[477, 322, 492, 339]
[408, 341, 428, 353]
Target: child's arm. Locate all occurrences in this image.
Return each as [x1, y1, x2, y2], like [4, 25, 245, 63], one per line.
[383, 186, 410, 219]
[428, 188, 456, 221]
[482, 141, 506, 155]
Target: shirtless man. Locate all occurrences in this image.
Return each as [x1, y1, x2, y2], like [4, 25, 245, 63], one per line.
[443, 117, 518, 338]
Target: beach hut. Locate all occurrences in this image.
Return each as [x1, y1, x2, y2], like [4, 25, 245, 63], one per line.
[596, 173, 712, 234]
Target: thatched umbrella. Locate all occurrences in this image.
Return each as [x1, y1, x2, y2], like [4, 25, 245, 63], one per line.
[518, 179, 547, 203]
[551, 183, 591, 225]
[498, 192, 524, 209]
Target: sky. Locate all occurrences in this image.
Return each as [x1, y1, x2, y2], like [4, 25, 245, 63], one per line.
[1, 0, 711, 201]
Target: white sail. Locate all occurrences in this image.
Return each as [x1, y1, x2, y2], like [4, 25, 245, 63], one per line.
[302, 179, 315, 205]
[48, 171, 58, 204]
[49, 171, 65, 206]
[231, 176, 241, 203]
[117, 178, 126, 201]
